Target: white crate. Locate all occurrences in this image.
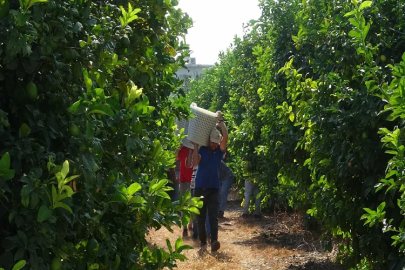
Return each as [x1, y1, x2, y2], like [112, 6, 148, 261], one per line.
[175, 118, 194, 149]
[188, 103, 218, 147]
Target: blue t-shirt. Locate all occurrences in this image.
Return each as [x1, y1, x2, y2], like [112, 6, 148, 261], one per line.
[195, 146, 223, 189]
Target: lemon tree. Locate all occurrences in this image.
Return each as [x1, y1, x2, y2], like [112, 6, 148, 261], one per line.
[187, 0, 405, 268]
[0, 0, 198, 269]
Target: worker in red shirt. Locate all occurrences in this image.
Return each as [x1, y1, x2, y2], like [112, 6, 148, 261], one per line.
[176, 144, 194, 236]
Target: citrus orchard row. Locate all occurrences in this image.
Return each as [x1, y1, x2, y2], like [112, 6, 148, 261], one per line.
[187, 0, 405, 269]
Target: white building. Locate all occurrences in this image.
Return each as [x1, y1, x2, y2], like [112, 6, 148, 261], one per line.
[176, 58, 212, 86]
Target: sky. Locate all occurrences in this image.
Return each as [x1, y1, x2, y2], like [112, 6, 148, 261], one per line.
[177, 0, 262, 65]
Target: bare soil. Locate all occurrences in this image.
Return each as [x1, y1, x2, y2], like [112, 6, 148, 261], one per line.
[148, 191, 346, 270]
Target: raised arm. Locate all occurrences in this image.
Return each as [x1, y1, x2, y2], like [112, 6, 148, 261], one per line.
[185, 148, 193, 168]
[191, 142, 201, 166]
[217, 111, 228, 152]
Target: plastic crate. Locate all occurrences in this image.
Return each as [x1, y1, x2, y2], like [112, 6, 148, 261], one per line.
[175, 118, 194, 149]
[188, 103, 218, 146]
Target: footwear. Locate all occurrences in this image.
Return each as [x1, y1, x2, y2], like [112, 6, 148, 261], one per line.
[188, 223, 193, 231]
[253, 213, 263, 218]
[182, 229, 188, 237]
[218, 211, 224, 218]
[207, 234, 211, 244]
[241, 213, 249, 218]
[192, 233, 198, 240]
[211, 241, 220, 252]
[199, 243, 208, 253]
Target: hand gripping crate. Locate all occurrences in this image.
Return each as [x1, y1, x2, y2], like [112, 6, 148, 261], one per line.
[175, 118, 194, 149]
[187, 103, 218, 147]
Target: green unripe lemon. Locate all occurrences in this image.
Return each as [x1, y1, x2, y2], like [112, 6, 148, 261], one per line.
[69, 124, 79, 136]
[86, 238, 98, 257]
[380, 55, 386, 62]
[150, 34, 159, 46]
[50, 258, 62, 270]
[0, 0, 10, 18]
[26, 82, 38, 101]
[120, 36, 130, 48]
[139, 65, 148, 73]
[20, 123, 31, 138]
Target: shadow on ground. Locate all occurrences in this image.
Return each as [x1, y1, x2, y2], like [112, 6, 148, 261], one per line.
[287, 260, 346, 270]
[232, 225, 319, 253]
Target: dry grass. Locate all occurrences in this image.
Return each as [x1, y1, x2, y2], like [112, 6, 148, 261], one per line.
[147, 191, 345, 270]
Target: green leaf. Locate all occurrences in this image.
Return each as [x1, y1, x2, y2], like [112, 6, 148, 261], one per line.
[88, 104, 114, 116]
[363, 208, 376, 215]
[119, 3, 141, 27]
[110, 194, 127, 203]
[17, 231, 28, 246]
[289, 112, 294, 122]
[117, 185, 128, 195]
[175, 238, 183, 251]
[23, 0, 48, 10]
[150, 179, 167, 192]
[349, 30, 362, 38]
[37, 205, 53, 222]
[0, 152, 15, 180]
[166, 239, 173, 253]
[52, 185, 58, 205]
[21, 196, 29, 207]
[64, 175, 79, 185]
[0, 152, 11, 171]
[88, 263, 99, 270]
[348, 18, 359, 28]
[113, 255, 121, 270]
[129, 196, 147, 204]
[9, 211, 16, 223]
[11, 260, 26, 270]
[344, 11, 356, 17]
[359, 1, 372, 10]
[188, 207, 200, 215]
[363, 23, 370, 39]
[69, 100, 87, 115]
[157, 190, 171, 199]
[176, 244, 193, 253]
[54, 202, 73, 214]
[128, 182, 141, 195]
[83, 69, 93, 93]
[61, 160, 69, 180]
[377, 202, 386, 213]
[60, 185, 76, 198]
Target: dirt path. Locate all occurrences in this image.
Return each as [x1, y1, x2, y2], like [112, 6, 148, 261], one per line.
[148, 191, 346, 270]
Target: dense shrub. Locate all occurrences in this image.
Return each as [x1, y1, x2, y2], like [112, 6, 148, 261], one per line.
[0, 0, 200, 269]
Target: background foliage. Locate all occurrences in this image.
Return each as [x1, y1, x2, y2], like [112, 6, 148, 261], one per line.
[0, 0, 201, 269]
[186, 0, 405, 268]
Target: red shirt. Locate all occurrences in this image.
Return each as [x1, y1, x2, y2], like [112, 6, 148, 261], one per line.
[177, 146, 193, 182]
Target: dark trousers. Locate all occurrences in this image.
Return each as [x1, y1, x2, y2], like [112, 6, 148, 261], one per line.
[194, 188, 219, 245]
